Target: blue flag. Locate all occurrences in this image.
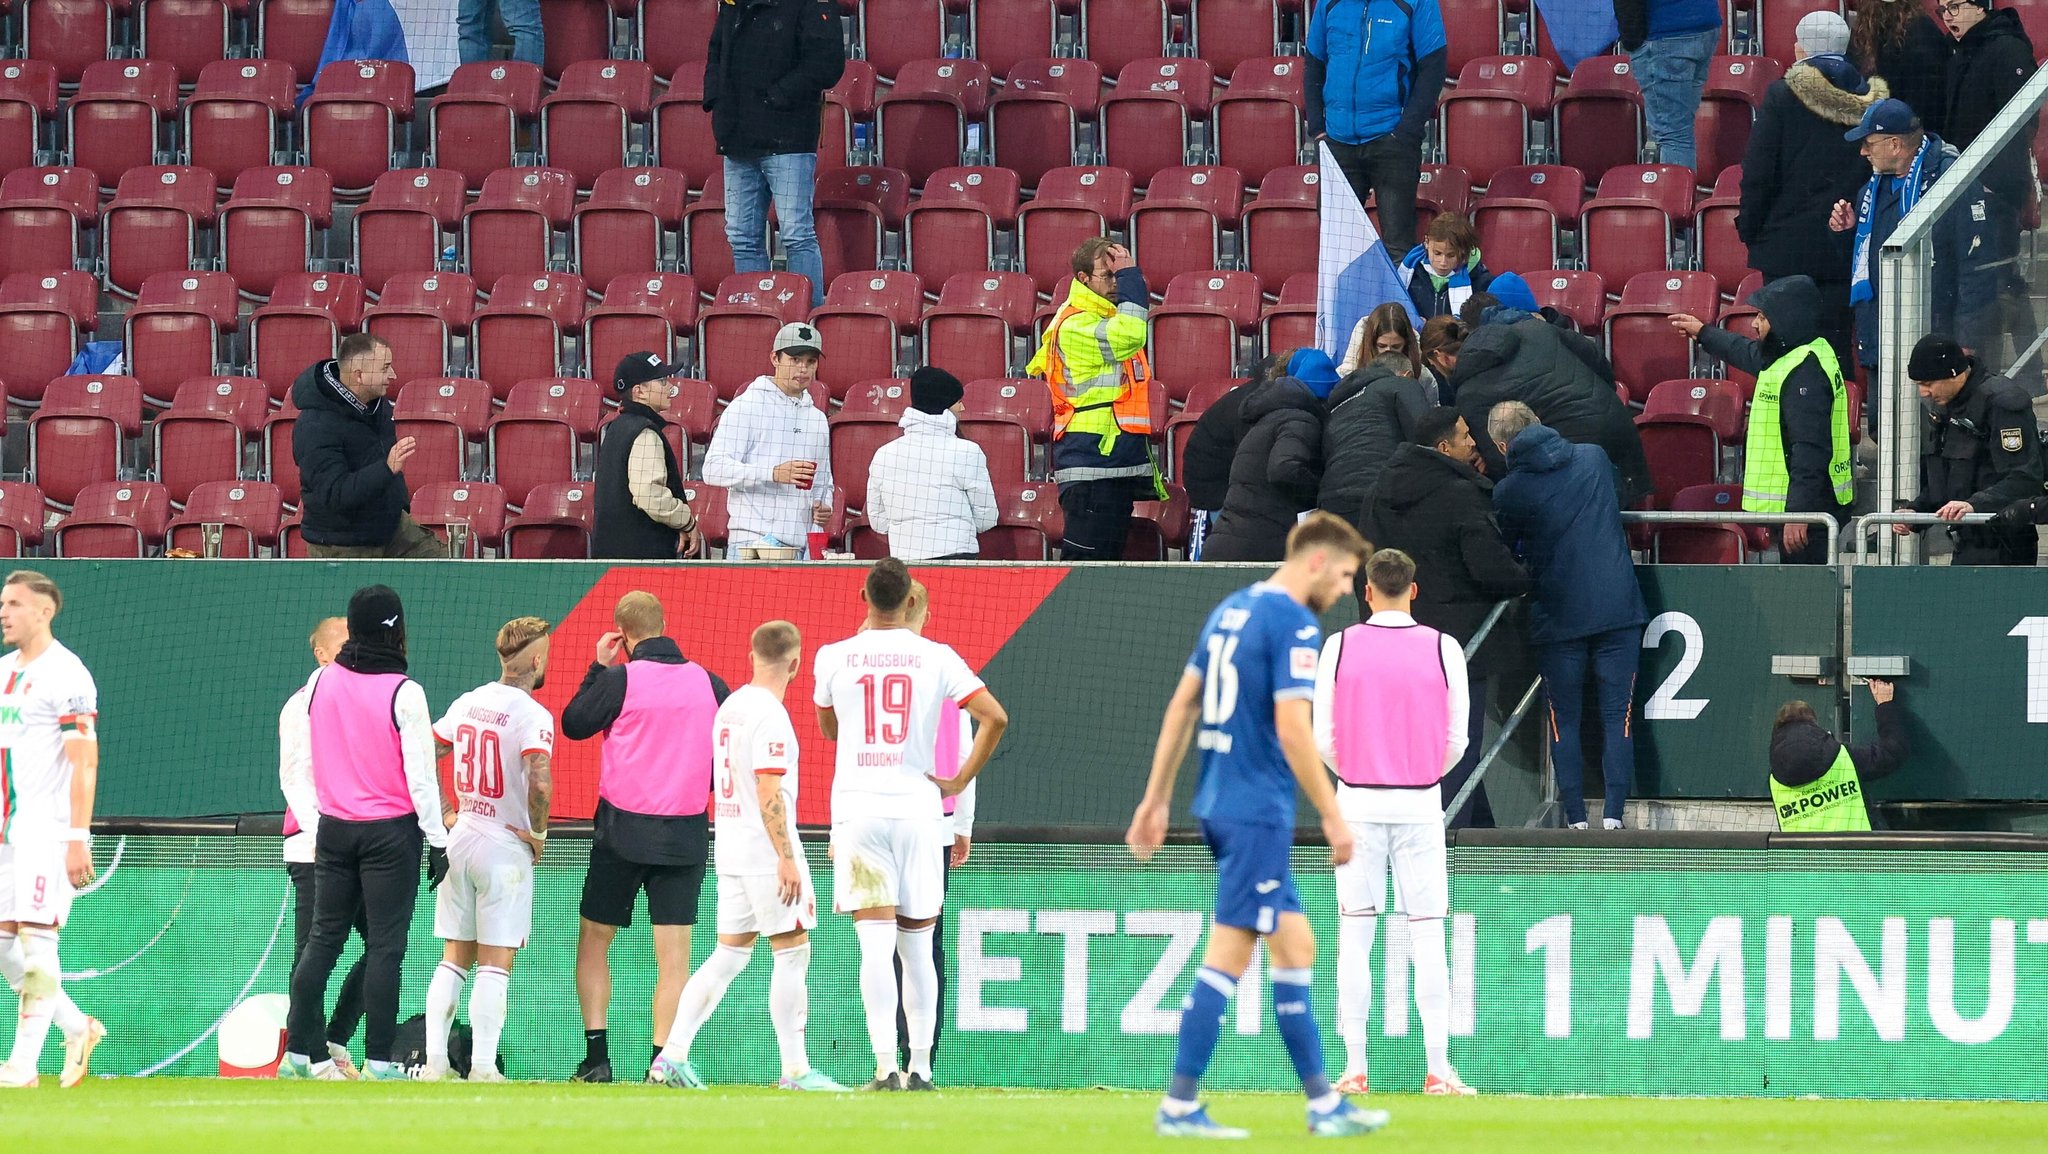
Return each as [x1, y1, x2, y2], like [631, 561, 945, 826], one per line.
[303, 0, 460, 102]
[1316, 141, 1420, 363]
[1533, 0, 1621, 71]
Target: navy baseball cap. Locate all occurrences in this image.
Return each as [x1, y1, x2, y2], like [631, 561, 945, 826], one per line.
[1845, 98, 1920, 142]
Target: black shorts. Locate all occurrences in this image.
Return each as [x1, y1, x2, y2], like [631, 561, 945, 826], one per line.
[579, 838, 707, 928]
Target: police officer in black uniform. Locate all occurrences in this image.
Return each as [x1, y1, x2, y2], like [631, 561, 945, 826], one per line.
[1890, 334, 2044, 565]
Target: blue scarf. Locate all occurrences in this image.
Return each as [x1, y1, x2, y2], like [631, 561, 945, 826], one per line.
[1849, 137, 1934, 306]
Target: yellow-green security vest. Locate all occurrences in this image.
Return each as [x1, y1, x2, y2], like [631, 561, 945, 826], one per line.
[1741, 339, 1855, 512]
[1771, 746, 1872, 831]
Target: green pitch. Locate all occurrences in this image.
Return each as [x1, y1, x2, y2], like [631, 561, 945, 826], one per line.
[3, 1081, 2045, 1153]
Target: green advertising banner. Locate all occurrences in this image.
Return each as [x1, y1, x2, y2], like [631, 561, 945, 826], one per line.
[10, 838, 2045, 1099]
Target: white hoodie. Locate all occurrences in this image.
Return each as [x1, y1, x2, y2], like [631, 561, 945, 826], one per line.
[702, 376, 834, 548]
[865, 408, 1000, 559]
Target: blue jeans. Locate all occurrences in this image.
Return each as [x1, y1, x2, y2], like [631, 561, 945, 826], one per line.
[724, 153, 825, 307]
[1627, 27, 1717, 172]
[1538, 626, 1641, 825]
[458, 0, 543, 66]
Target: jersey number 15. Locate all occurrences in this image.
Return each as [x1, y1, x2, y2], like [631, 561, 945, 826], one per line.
[1203, 634, 1240, 726]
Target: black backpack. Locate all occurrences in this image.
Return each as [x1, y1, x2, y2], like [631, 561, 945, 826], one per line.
[392, 1013, 504, 1079]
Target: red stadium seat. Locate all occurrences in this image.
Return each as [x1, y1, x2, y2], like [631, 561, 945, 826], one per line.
[185, 60, 299, 189]
[1419, 164, 1475, 221]
[1017, 165, 1137, 294]
[1472, 168, 1573, 284]
[220, 165, 335, 299]
[411, 480, 509, 554]
[639, 0, 718, 78]
[1644, 377, 1745, 443]
[249, 271, 366, 401]
[1130, 165, 1244, 297]
[679, 479, 727, 551]
[1605, 271, 1718, 402]
[472, 273, 588, 401]
[1756, 0, 1825, 102]
[502, 480, 594, 556]
[1581, 164, 1694, 292]
[878, 58, 991, 186]
[125, 271, 240, 405]
[363, 271, 480, 389]
[1240, 164, 1319, 291]
[1652, 522, 1746, 563]
[464, 166, 577, 287]
[0, 482, 49, 555]
[1125, 483, 1190, 558]
[921, 271, 1038, 384]
[430, 61, 546, 192]
[541, 59, 656, 189]
[489, 377, 601, 506]
[699, 272, 815, 394]
[652, 63, 722, 194]
[992, 59, 1100, 191]
[658, 377, 719, 471]
[860, 0, 948, 80]
[31, 374, 145, 508]
[23, 0, 118, 86]
[0, 167, 99, 285]
[1083, 0, 1169, 75]
[52, 480, 173, 557]
[814, 165, 911, 286]
[1191, 0, 1282, 76]
[972, 0, 1058, 79]
[539, 0, 610, 83]
[963, 376, 1054, 442]
[0, 62, 59, 174]
[1671, 481, 1771, 552]
[165, 480, 285, 556]
[259, 0, 338, 81]
[1149, 270, 1260, 402]
[1435, 0, 1501, 76]
[1528, 268, 1607, 333]
[1694, 164, 1749, 298]
[1213, 57, 1305, 185]
[575, 167, 689, 296]
[906, 165, 1022, 293]
[395, 376, 494, 440]
[303, 59, 416, 195]
[103, 165, 218, 297]
[829, 414, 904, 508]
[1440, 56, 1555, 189]
[808, 270, 923, 390]
[1259, 271, 1317, 356]
[1100, 58, 1213, 189]
[68, 61, 179, 191]
[0, 269, 98, 408]
[838, 377, 912, 420]
[353, 167, 467, 295]
[1552, 55, 1642, 186]
[138, 0, 236, 84]
[584, 271, 700, 387]
[977, 480, 1061, 559]
[1695, 56, 1780, 189]
[152, 375, 268, 504]
[819, 60, 879, 173]
[1635, 412, 1722, 508]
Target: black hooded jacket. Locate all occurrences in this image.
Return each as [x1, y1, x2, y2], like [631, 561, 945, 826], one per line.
[1739, 59, 1888, 280]
[290, 359, 410, 547]
[1769, 699, 1908, 814]
[1202, 377, 1325, 562]
[704, 0, 848, 158]
[1696, 276, 1853, 517]
[1864, 13, 1953, 137]
[1181, 383, 1251, 511]
[1318, 362, 1430, 527]
[1942, 6, 2037, 209]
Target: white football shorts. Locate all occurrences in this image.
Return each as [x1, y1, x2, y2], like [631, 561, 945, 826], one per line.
[714, 865, 818, 937]
[434, 826, 534, 948]
[1334, 819, 1449, 919]
[0, 841, 73, 927]
[829, 816, 945, 919]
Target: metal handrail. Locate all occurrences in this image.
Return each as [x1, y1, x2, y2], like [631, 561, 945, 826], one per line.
[1443, 675, 1543, 830]
[1619, 510, 1840, 559]
[1853, 511, 1998, 564]
[1462, 599, 1513, 661]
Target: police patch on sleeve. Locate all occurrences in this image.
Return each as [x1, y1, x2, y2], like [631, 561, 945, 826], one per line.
[2002, 428, 2025, 452]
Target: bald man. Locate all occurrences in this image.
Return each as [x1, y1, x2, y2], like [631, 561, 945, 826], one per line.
[279, 617, 370, 1078]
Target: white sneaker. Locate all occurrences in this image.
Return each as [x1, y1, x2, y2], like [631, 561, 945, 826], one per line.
[1424, 1069, 1479, 1096]
[311, 1060, 348, 1081]
[1602, 818, 1623, 830]
[418, 1059, 453, 1082]
[0, 1062, 38, 1088]
[467, 1066, 507, 1083]
[325, 1041, 360, 1080]
[1569, 821, 1589, 830]
[61, 1017, 106, 1088]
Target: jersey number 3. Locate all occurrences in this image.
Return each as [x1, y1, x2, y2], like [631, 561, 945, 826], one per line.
[1203, 634, 1240, 725]
[452, 723, 505, 799]
[857, 673, 913, 745]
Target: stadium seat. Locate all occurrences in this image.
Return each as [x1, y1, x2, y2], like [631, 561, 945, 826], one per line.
[921, 271, 1038, 384]
[352, 167, 468, 295]
[1652, 522, 1746, 563]
[430, 61, 546, 192]
[185, 60, 299, 190]
[501, 480, 594, 556]
[0, 62, 60, 174]
[363, 271, 480, 389]
[1213, 57, 1305, 185]
[973, 0, 1059, 79]
[583, 271, 700, 387]
[679, 480, 727, 552]
[1100, 58, 1213, 189]
[1417, 164, 1474, 222]
[638, 0, 718, 78]
[0, 167, 99, 285]
[658, 376, 719, 472]
[1472, 168, 1578, 279]
[814, 165, 911, 286]
[1695, 56, 1779, 189]
[472, 273, 588, 401]
[1695, 164, 1749, 299]
[541, 59, 656, 190]
[68, 61, 179, 190]
[1190, 0, 1282, 77]
[1129, 165, 1244, 297]
[52, 480, 173, 557]
[839, 377, 912, 420]
[1755, 0, 1824, 96]
[489, 377, 602, 507]
[1240, 164, 1318, 291]
[411, 480, 509, 555]
[1645, 377, 1746, 443]
[258, 0, 338, 81]
[860, 0, 948, 80]
[1527, 268, 1607, 333]
[1580, 163, 1695, 293]
[165, 480, 285, 556]
[0, 269, 98, 408]
[1124, 483, 1190, 558]
[303, 59, 416, 195]
[124, 270, 240, 405]
[0, 482, 48, 556]
[976, 480, 1061, 559]
[1439, 56, 1556, 189]
[820, 59, 879, 172]
[103, 165, 218, 297]
[249, 271, 366, 401]
[22, 0, 118, 85]
[1671, 480, 1771, 552]
[393, 376, 491, 487]
[1435, 0, 1502, 77]
[262, 394, 302, 504]
[992, 58, 1100, 191]
[1635, 412, 1722, 507]
[1259, 271, 1316, 357]
[906, 165, 1022, 294]
[651, 63, 720, 193]
[539, 0, 610, 83]
[464, 166, 578, 288]
[808, 270, 923, 391]
[574, 167, 690, 297]
[152, 375, 269, 504]
[1017, 165, 1137, 294]
[878, 59, 991, 187]
[219, 165, 335, 299]
[1082, 0, 1170, 75]
[31, 374, 145, 508]
[1149, 270, 1259, 402]
[137, 0, 236, 84]
[1605, 271, 1718, 403]
[699, 272, 815, 396]
[1551, 55, 1642, 186]
[829, 413, 903, 508]
[963, 376, 1053, 442]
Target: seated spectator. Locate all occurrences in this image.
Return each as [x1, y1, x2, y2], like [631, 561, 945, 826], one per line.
[703, 323, 835, 557]
[292, 334, 444, 559]
[1893, 334, 2045, 564]
[1488, 402, 1646, 830]
[1202, 354, 1337, 561]
[1319, 352, 1430, 527]
[1357, 406, 1533, 827]
[1397, 212, 1495, 322]
[864, 368, 999, 560]
[1420, 315, 1464, 405]
[1770, 678, 1907, 830]
[1340, 301, 1423, 377]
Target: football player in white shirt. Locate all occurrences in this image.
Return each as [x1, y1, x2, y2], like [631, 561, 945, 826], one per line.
[813, 559, 1008, 1091]
[420, 617, 556, 1082]
[0, 571, 106, 1089]
[649, 621, 847, 1093]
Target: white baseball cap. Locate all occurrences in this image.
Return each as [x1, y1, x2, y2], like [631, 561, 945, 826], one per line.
[772, 322, 824, 357]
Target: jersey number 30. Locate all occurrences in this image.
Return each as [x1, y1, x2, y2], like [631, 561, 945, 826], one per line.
[452, 723, 505, 799]
[1203, 634, 1240, 725]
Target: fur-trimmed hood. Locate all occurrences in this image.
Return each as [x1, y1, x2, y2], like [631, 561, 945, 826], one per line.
[1786, 60, 1890, 126]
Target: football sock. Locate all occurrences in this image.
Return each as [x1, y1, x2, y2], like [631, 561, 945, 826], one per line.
[0, 931, 83, 1037]
[7, 928, 62, 1069]
[1168, 966, 1235, 1103]
[1271, 966, 1332, 1101]
[1411, 917, 1453, 1078]
[896, 925, 938, 1078]
[584, 1028, 608, 1066]
[424, 961, 466, 1063]
[468, 966, 509, 1076]
[770, 943, 813, 1078]
[1336, 913, 1376, 1075]
[854, 919, 901, 1074]
[662, 944, 749, 1064]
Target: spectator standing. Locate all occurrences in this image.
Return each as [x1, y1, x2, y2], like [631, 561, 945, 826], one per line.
[1488, 404, 1647, 830]
[457, 0, 541, 66]
[1938, 0, 2039, 376]
[1737, 14, 1888, 368]
[1341, 301, 1423, 377]
[1396, 214, 1495, 324]
[1671, 276, 1854, 564]
[1357, 408, 1532, 828]
[1420, 316, 1464, 404]
[704, 0, 847, 308]
[1305, 0, 1449, 254]
[1181, 354, 1287, 559]
[561, 591, 731, 1083]
[1201, 361, 1334, 562]
[1319, 352, 1431, 526]
[1026, 239, 1165, 562]
[292, 334, 443, 560]
[1616, 0, 1724, 171]
[704, 324, 835, 558]
[1770, 679, 1908, 830]
[593, 352, 703, 560]
[1852, 0, 1953, 134]
[1893, 334, 2045, 564]
[864, 368, 999, 560]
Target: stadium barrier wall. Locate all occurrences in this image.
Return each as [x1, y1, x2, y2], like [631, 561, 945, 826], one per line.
[10, 835, 2046, 1097]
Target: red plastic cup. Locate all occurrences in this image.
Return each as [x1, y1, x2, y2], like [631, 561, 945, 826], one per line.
[808, 530, 829, 560]
[794, 460, 817, 490]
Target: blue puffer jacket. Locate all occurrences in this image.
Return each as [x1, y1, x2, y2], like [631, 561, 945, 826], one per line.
[1490, 424, 1648, 646]
[1306, 0, 1448, 145]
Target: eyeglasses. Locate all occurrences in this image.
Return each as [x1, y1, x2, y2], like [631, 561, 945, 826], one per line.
[1937, 2, 1974, 15]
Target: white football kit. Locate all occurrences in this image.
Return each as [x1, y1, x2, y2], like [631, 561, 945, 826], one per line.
[431, 682, 553, 948]
[0, 641, 98, 927]
[812, 628, 983, 919]
[712, 685, 817, 937]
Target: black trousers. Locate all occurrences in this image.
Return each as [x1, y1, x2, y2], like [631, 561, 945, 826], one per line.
[1057, 478, 1136, 562]
[1440, 674, 1495, 829]
[287, 815, 423, 1063]
[1326, 134, 1424, 255]
[287, 861, 370, 1047]
[896, 850, 951, 1070]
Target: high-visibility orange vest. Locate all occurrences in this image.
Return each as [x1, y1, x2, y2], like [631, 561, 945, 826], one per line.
[1041, 302, 1156, 441]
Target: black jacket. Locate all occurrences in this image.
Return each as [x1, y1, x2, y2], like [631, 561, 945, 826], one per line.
[1450, 309, 1654, 504]
[704, 0, 847, 158]
[1358, 443, 1532, 674]
[290, 359, 410, 547]
[1907, 361, 2045, 561]
[1202, 377, 1325, 562]
[1695, 276, 1852, 517]
[592, 399, 687, 560]
[1492, 425, 1649, 646]
[1865, 13, 1951, 137]
[1942, 7, 2037, 209]
[1738, 61, 1887, 281]
[1182, 383, 1250, 512]
[1770, 701, 1909, 791]
[1318, 363, 1429, 527]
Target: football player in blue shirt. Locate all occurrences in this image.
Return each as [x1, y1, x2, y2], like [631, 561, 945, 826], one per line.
[1127, 512, 1390, 1139]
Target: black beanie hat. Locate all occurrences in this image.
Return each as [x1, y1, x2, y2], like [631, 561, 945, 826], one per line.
[346, 584, 405, 650]
[1907, 334, 1971, 382]
[909, 366, 965, 414]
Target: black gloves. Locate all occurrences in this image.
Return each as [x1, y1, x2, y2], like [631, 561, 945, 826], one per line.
[427, 846, 450, 890]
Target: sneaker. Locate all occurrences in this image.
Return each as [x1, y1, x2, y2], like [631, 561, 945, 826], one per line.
[779, 1069, 850, 1092]
[467, 1066, 507, 1084]
[61, 1017, 105, 1088]
[863, 1072, 904, 1091]
[0, 1063, 39, 1088]
[1568, 821, 1589, 830]
[571, 1058, 613, 1084]
[1155, 1103, 1249, 1139]
[363, 1060, 408, 1081]
[417, 1059, 452, 1082]
[1602, 818, 1623, 830]
[646, 1056, 706, 1090]
[1423, 1071, 1478, 1096]
[276, 1053, 312, 1081]
[1307, 1099, 1391, 1137]
[1333, 1072, 1370, 1095]
[325, 1041, 360, 1081]
[904, 1073, 936, 1091]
